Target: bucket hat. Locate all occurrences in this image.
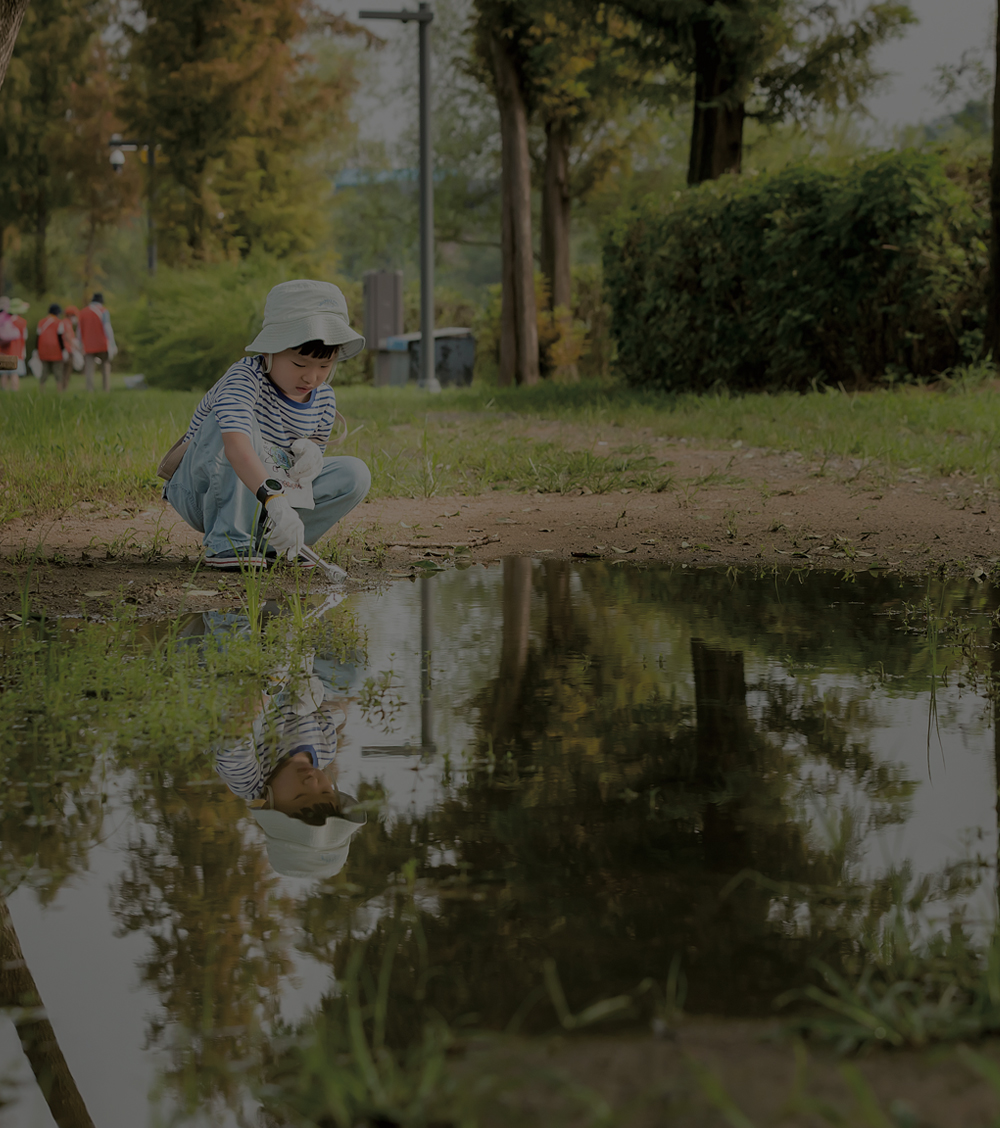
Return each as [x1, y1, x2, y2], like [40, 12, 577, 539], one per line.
[251, 791, 367, 878]
[246, 280, 366, 361]
[8, 298, 29, 316]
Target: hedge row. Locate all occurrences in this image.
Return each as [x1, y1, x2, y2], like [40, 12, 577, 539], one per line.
[603, 151, 989, 392]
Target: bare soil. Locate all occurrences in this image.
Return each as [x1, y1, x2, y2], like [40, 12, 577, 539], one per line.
[1, 437, 996, 618]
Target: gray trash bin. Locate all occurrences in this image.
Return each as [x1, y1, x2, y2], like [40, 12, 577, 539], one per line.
[384, 327, 476, 388]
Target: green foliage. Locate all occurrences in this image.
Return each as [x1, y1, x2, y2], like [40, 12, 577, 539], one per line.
[117, 258, 366, 391]
[605, 150, 988, 391]
[0, 0, 135, 294]
[118, 259, 271, 391]
[120, 1, 362, 264]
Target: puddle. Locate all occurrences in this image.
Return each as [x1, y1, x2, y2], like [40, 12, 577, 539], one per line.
[2, 561, 1000, 1124]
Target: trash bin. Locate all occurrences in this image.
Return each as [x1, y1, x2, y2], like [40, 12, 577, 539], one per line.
[384, 327, 476, 388]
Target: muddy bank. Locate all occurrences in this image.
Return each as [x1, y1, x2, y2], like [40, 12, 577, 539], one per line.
[2, 439, 999, 618]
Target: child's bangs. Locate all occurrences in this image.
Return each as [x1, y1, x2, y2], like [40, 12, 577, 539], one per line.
[296, 339, 338, 361]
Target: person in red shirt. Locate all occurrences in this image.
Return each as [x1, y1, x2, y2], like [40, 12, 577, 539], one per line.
[0, 297, 28, 391]
[78, 292, 116, 392]
[36, 304, 68, 389]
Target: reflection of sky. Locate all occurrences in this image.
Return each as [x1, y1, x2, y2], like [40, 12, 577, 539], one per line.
[4, 563, 1000, 1125]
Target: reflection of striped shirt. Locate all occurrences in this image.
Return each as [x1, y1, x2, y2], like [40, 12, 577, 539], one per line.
[183, 356, 337, 454]
[212, 698, 338, 801]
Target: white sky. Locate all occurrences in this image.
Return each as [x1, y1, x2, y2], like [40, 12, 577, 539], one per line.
[350, 0, 997, 154]
[865, 0, 994, 127]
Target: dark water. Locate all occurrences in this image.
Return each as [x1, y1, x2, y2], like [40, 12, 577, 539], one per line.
[2, 561, 999, 1125]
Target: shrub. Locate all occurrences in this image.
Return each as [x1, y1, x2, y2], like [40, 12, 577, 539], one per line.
[118, 259, 367, 391]
[603, 150, 989, 392]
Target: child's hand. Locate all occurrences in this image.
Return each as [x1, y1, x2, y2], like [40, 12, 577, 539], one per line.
[265, 496, 306, 558]
[289, 438, 324, 485]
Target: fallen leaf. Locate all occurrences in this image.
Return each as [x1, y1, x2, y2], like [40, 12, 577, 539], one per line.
[83, 590, 114, 598]
[184, 589, 221, 598]
[571, 551, 601, 559]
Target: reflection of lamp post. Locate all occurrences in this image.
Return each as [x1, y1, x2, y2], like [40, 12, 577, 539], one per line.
[108, 134, 156, 276]
[362, 575, 436, 756]
[358, 4, 440, 393]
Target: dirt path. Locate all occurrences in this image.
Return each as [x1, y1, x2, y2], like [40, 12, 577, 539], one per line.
[1, 438, 996, 618]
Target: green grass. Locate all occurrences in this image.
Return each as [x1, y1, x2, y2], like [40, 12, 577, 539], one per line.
[5, 371, 1000, 521]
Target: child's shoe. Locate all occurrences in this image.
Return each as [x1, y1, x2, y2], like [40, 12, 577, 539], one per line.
[204, 548, 270, 571]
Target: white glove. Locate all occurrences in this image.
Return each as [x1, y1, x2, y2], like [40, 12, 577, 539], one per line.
[264, 496, 305, 558]
[290, 674, 327, 716]
[289, 438, 324, 485]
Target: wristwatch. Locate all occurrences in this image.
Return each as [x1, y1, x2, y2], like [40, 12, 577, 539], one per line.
[255, 478, 284, 506]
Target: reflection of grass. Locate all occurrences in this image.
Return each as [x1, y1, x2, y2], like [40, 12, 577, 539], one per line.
[10, 378, 1000, 517]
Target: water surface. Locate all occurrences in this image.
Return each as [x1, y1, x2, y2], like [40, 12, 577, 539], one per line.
[2, 561, 998, 1126]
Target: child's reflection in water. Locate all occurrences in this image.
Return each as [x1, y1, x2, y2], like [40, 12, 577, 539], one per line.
[198, 609, 367, 878]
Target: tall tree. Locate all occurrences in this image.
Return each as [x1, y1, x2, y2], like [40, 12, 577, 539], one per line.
[597, 0, 914, 185]
[527, 2, 656, 379]
[0, 0, 105, 293]
[64, 40, 142, 296]
[988, 2, 1000, 362]
[122, 1, 362, 265]
[472, 1, 540, 387]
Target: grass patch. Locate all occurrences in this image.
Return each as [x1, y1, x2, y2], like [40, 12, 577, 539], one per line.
[5, 373, 1000, 519]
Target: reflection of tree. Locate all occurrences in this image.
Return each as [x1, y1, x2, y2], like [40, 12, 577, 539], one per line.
[300, 560, 921, 1037]
[0, 738, 106, 905]
[0, 895, 96, 1127]
[111, 775, 295, 1120]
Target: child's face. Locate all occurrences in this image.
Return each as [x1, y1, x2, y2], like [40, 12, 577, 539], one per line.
[269, 348, 337, 401]
[269, 752, 339, 815]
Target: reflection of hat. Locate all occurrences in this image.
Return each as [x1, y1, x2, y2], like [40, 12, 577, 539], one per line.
[246, 280, 365, 361]
[251, 791, 366, 878]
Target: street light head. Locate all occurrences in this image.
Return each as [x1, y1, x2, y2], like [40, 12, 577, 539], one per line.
[110, 148, 125, 173]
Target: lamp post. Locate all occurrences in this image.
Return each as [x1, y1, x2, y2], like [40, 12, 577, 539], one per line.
[109, 135, 156, 276]
[358, 3, 440, 393]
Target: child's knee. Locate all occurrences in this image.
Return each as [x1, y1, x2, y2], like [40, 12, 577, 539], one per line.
[338, 456, 371, 501]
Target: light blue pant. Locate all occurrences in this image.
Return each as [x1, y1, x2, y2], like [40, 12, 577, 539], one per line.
[165, 412, 371, 556]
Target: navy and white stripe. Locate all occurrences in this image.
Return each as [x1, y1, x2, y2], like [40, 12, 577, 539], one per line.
[183, 355, 338, 452]
[212, 698, 338, 801]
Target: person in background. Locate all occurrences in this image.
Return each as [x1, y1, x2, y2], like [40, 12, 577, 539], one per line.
[59, 305, 81, 389]
[36, 304, 68, 389]
[62, 305, 82, 387]
[78, 292, 117, 392]
[0, 297, 20, 391]
[8, 299, 29, 387]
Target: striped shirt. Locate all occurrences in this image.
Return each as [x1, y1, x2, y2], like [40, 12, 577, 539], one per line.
[183, 356, 338, 459]
[212, 696, 339, 801]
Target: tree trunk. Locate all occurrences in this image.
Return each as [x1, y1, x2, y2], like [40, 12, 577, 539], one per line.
[488, 557, 534, 744]
[0, 0, 29, 94]
[541, 118, 578, 383]
[0, 897, 97, 1128]
[490, 29, 539, 387]
[687, 19, 744, 186]
[541, 119, 572, 313]
[986, 0, 1000, 361]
